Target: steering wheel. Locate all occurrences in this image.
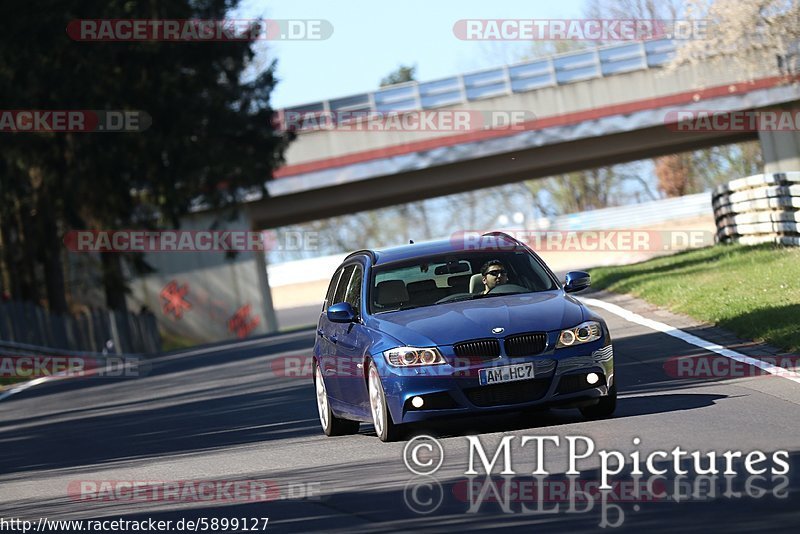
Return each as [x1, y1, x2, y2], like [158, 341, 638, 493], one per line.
[486, 283, 528, 295]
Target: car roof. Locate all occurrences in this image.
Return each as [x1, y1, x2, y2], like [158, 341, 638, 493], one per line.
[343, 233, 522, 267]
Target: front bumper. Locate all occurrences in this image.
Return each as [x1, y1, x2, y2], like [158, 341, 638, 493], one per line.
[378, 341, 614, 424]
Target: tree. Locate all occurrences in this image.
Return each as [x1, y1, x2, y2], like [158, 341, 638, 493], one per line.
[667, 0, 800, 80]
[380, 65, 417, 87]
[584, 0, 683, 25]
[525, 167, 625, 216]
[0, 0, 288, 312]
[655, 154, 694, 197]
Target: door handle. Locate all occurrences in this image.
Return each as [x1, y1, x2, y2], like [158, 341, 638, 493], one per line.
[330, 335, 338, 344]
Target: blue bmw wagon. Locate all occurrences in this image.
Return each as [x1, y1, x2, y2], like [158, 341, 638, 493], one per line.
[313, 232, 615, 441]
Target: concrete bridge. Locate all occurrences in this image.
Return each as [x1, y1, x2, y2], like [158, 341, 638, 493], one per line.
[248, 38, 800, 228]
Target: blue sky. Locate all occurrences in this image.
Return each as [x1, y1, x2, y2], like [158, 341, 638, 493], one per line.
[236, 0, 586, 109]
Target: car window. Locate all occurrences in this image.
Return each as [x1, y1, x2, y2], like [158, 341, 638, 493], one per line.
[344, 264, 363, 312]
[332, 265, 355, 305]
[370, 251, 557, 313]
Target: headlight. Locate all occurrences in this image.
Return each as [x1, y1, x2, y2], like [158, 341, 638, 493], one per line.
[383, 347, 446, 367]
[556, 321, 601, 348]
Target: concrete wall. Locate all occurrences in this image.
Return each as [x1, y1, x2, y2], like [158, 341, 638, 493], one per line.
[126, 211, 270, 344]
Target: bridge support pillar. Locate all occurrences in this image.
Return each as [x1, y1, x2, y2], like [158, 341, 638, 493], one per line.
[759, 105, 800, 173]
[253, 229, 279, 335]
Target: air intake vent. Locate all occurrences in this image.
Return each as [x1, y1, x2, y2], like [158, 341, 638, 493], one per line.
[453, 339, 500, 359]
[504, 333, 547, 357]
[465, 378, 550, 407]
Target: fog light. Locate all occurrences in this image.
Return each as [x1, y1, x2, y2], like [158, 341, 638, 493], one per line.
[411, 396, 424, 408]
[586, 373, 599, 385]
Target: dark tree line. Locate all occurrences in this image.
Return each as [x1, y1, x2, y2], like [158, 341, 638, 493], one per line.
[0, 0, 288, 314]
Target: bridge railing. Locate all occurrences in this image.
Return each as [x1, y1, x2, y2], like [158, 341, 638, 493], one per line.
[281, 39, 677, 130]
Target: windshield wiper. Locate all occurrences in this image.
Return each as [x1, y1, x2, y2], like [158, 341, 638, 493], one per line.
[445, 294, 483, 303]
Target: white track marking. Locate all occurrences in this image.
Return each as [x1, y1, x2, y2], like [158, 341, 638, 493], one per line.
[580, 297, 800, 385]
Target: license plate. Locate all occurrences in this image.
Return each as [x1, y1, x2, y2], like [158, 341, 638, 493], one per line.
[479, 363, 534, 385]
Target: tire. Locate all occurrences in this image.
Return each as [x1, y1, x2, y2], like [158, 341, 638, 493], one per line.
[367, 362, 402, 442]
[580, 383, 617, 419]
[315, 362, 360, 436]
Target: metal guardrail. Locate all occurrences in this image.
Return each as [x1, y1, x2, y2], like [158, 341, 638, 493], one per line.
[0, 302, 161, 356]
[282, 39, 677, 128]
[545, 192, 712, 231]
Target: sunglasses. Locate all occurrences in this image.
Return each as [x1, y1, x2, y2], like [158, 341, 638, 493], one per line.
[485, 270, 507, 277]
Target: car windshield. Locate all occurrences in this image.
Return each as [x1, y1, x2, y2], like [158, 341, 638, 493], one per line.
[370, 250, 557, 314]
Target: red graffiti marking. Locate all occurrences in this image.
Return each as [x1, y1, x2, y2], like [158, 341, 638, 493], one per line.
[160, 281, 192, 320]
[228, 304, 260, 338]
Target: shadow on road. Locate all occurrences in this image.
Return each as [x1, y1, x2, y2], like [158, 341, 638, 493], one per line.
[3, 452, 797, 533]
[0, 324, 756, 478]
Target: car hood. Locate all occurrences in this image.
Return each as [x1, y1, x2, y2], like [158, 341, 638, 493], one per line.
[367, 291, 585, 347]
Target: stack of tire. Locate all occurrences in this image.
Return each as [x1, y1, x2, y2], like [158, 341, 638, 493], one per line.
[713, 172, 800, 245]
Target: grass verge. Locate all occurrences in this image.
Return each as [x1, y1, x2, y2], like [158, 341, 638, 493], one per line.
[589, 244, 800, 352]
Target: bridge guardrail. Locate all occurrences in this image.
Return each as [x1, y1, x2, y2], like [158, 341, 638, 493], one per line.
[281, 39, 677, 130]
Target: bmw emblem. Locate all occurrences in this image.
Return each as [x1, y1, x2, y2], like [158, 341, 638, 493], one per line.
[492, 327, 504, 334]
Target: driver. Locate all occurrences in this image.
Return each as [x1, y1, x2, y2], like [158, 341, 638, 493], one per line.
[480, 260, 508, 294]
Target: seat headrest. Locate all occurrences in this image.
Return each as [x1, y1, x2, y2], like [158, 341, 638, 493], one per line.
[469, 273, 484, 294]
[447, 274, 471, 289]
[406, 279, 437, 294]
[375, 280, 409, 306]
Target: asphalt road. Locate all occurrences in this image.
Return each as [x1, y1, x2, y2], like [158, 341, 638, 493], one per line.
[1, 297, 799, 533]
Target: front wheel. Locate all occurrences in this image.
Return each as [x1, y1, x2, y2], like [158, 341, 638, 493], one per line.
[368, 362, 402, 442]
[580, 383, 617, 419]
[315, 363, 360, 436]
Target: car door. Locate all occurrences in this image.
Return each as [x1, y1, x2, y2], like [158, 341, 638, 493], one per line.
[332, 262, 371, 410]
[319, 264, 355, 401]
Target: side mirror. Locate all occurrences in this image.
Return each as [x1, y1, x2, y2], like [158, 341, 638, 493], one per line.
[327, 302, 357, 323]
[564, 271, 591, 293]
